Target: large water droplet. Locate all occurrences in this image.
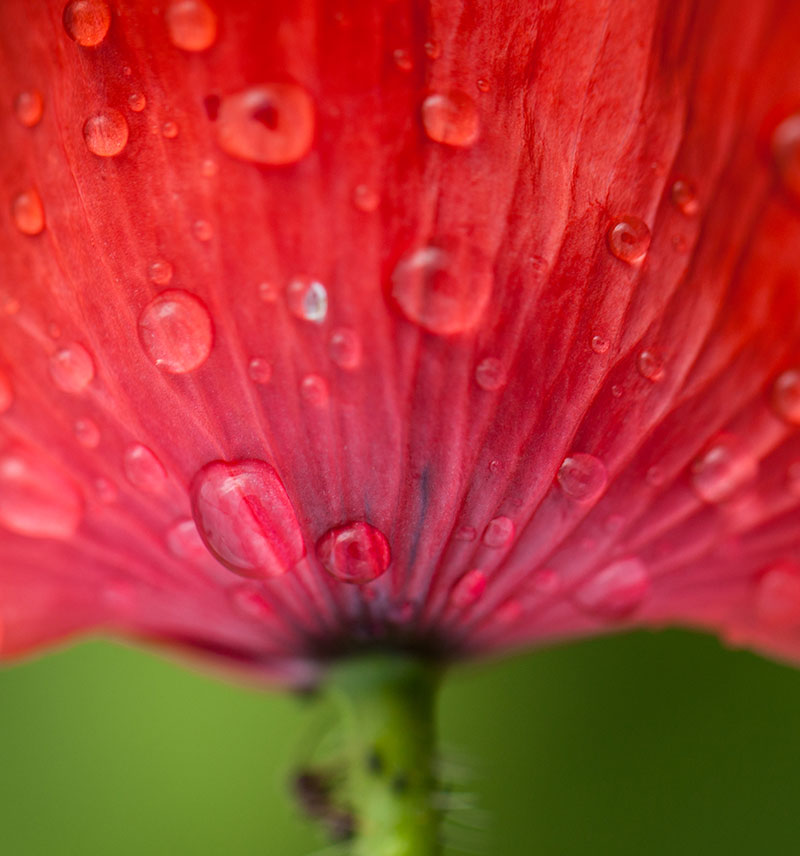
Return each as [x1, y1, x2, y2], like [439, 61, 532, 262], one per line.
[14, 91, 43, 127]
[287, 276, 328, 323]
[691, 437, 758, 504]
[0, 371, 13, 413]
[557, 453, 608, 502]
[421, 91, 479, 147]
[316, 521, 391, 584]
[391, 243, 493, 335]
[165, 0, 218, 52]
[482, 516, 514, 548]
[449, 569, 487, 608]
[0, 448, 83, 538]
[191, 459, 306, 578]
[215, 84, 315, 165]
[329, 328, 362, 370]
[49, 343, 95, 393]
[772, 369, 800, 424]
[63, 0, 111, 46]
[607, 216, 651, 265]
[123, 444, 167, 493]
[11, 189, 45, 235]
[138, 289, 213, 373]
[475, 357, 505, 391]
[574, 557, 649, 619]
[166, 518, 209, 562]
[83, 109, 129, 157]
[755, 561, 800, 627]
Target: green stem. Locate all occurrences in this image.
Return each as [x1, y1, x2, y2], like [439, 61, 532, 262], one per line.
[327, 653, 441, 856]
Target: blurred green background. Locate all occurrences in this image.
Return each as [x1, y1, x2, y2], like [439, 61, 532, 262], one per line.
[1, 628, 798, 855]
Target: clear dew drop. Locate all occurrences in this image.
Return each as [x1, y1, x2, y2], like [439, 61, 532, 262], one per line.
[148, 259, 174, 286]
[11, 189, 45, 235]
[353, 184, 380, 212]
[192, 219, 213, 241]
[49, 342, 95, 393]
[482, 516, 514, 548]
[0, 448, 83, 539]
[215, 83, 315, 165]
[771, 368, 800, 424]
[392, 48, 413, 71]
[691, 437, 758, 504]
[165, 0, 218, 52]
[138, 289, 213, 374]
[315, 521, 391, 585]
[670, 178, 699, 216]
[63, 0, 111, 46]
[0, 371, 13, 414]
[248, 357, 272, 384]
[475, 357, 505, 391]
[329, 328, 362, 370]
[165, 518, 209, 562]
[74, 417, 100, 448]
[162, 120, 179, 139]
[476, 78, 491, 93]
[591, 335, 610, 355]
[637, 349, 665, 382]
[391, 243, 493, 335]
[574, 557, 650, 619]
[755, 562, 800, 627]
[14, 91, 44, 127]
[771, 113, 800, 199]
[128, 92, 146, 112]
[287, 276, 328, 323]
[300, 374, 329, 407]
[607, 216, 651, 265]
[123, 444, 167, 493]
[449, 569, 487, 608]
[421, 90, 479, 147]
[83, 109, 129, 157]
[557, 453, 608, 503]
[190, 459, 306, 579]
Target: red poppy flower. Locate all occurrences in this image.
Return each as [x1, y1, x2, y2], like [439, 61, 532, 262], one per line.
[3, 0, 800, 848]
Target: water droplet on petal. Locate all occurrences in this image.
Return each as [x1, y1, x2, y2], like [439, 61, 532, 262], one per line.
[450, 569, 487, 608]
[11, 189, 45, 235]
[421, 91, 479, 147]
[123, 444, 167, 492]
[591, 335, 610, 354]
[138, 289, 213, 373]
[161, 120, 179, 139]
[49, 343, 95, 393]
[83, 109, 129, 157]
[476, 78, 490, 93]
[258, 281, 278, 303]
[392, 48, 413, 71]
[165, 0, 218, 52]
[482, 516, 514, 548]
[14, 91, 43, 127]
[216, 84, 315, 165]
[0, 448, 83, 538]
[63, 0, 111, 46]
[353, 184, 380, 212]
[230, 583, 273, 620]
[772, 369, 800, 424]
[128, 92, 146, 112]
[670, 178, 699, 215]
[0, 371, 13, 413]
[192, 219, 213, 241]
[637, 349, 665, 382]
[557, 453, 608, 502]
[772, 113, 800, 199]
[148, 259, 173, 285]
[287, 276, 328, 323]
[191, 459, 306, 578]
[74, 417, 100, 448]
[607, 216, 651, 265]
[423, 40, 441, 59]
[166, 517, 209, 561]
[95, 476, 117, 503]
[200, 157, 219, 177]
[329, 328, 362, 370]
[300, 374, 329, 407]
[475, 357, 505, 391]
[691, 436, 758, 504]
[755, 561, 800, 627]
[316, 521, 391, 585]
[574, 557, 649, 619]
[391, 243, 493, 335]
[454, 524, 476, 542]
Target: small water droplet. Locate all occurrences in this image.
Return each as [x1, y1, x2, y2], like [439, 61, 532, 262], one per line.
[166, 517, 208, 561]
[637, 349, 664, 382]
[353, 184, 380, 212]
[14, 91, 43, 127]
[591, 335, 610, 354]
[607, 216, 651, 265]
[200, 158, 219, 177]
[392, 48, 413, 71]
[258, 281, 278, 303]
[0, 448, 83, 538]
[83, 109, 129, 157]
[476, 78, 490, 93]
[11, 189, 45, 235]
[248, 357, 272, 384]
[329, 328, 362, 369]
[772, 113, 800, 199]
[123, 444, 167, 493]
[191, 459, 306, 578]
[645, 465, 665, 487]
[423, 40, 441, 59]
[454, 524, 477, 542]
[95, 476, 117, 503]
[63, 0, 111, 46]
[161, 120, 179, 139]
[449, 569, 487, 608]
[475, 357, 505, 391]
[488, 459, 502, 475]
[300, 374, 329, 407]
[138, 289, 213, 373]
[391, 243, 493, 335]
[611, 384, 623, 398]
[165, 0, 218, 51]
[755, 561, 800, 627]
[574, 557, 649, 619]
[287, 276, 328, 323]
[557, 453, 608, 502]
[74, 417, 100, 448]
[772, 368, 800, 424]
[49, 343, 95, 393]
[192, 219, 213, 241]
[421, 91, 479, 147]
[216, 84, 315, 165]
[482, 516, 514, 548]
[670, 178, 699, 215]
[0, 371, 13, 414]
[230, 583, 273, 620]
[691, 437, 758, 504]
[316, 521, 391, 585]
[148, 259, 173, 285]
[128, 92, 146, 112]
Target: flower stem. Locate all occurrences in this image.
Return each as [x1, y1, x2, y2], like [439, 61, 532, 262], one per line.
[327, 653, 442, 855]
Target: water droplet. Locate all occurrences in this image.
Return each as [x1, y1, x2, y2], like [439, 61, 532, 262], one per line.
[476, 78, 490, 93]
[353, 184, 380, 212]
[591, 335, 610, 354]
[449, 569, 487, 608]
[166, 517, 208, 561]
[128, 92, 146, 112]
[215, 84, 315, 165]
[691, 437, 758, 504]
[421, 91, 479, 147]
[316, 521, 391, 585]
[755, 561, 800, 627]
[391, 243, 493, 335]
[0, 371, 13, 414]
[772, 369, 800, 424]
[611, 384, 623, 398]
[637, 349, 665, 382]
[482, 516, 514, 548]
[200, 158, 219, 177]
[11, 189, 45, 235]
[148, 259, 173, 285]
[94, 476, 117, 503]
[63, 0, 111, 46]
[47, 321, 62, 339]
[190, 459, 306, 578]
[161, 120, 179, 139]
[258, 281, 278, 303]
[670, 178, 699, 215]
[645, 465, 665, 487]
[165, 0, 218, 51]
[423, 40, 441, 59]
[475, 357, 505, 391]
[248, 357, 272, 384]
[771, 113, 800, 199]
[138, 289, 213, 374]
[488, 459, 502, 475]
[300, 374, 329, 407]
[230, 583, 273, 620]
[83, 109, 129, 157]
[14, 91, 43, 127]
[607, 216, 651, 265]
[287, 276, 328, 323]
[123, 444, 167, 492]
[557, 453, 608, 502]
[574, 557, 649, 619]
[49, 343, 95, 393]
[192, 219, 213, 241]
[454, 524, 477, 542]
[329, 328, 362, 370]
[0, 448, 83, 538]
[74, 417, 100, 448]
[392, 48, 413, 71]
